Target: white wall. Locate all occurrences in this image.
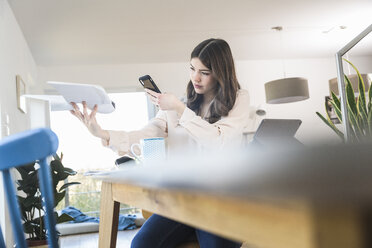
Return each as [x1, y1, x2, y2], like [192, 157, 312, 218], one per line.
[0, 0, 38, 134]
[0, 0, 38, 245]
[37, 62, 190, 95]
[37, 55, 372, 145]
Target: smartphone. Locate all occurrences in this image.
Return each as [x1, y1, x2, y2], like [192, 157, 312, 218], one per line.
[115, 156, 134, 166]
[139, 75, 161, 93]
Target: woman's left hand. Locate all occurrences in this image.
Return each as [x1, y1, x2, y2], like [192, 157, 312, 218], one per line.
[145, 89, 185, 114]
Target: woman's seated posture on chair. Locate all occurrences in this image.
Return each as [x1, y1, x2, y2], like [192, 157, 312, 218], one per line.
[71, 38, 251, 248]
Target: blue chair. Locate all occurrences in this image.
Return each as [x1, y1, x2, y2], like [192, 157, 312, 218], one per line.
[0, 128, 59, 248]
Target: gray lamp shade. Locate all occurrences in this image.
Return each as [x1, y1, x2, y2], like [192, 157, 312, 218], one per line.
[265, 77, 309, 104]
[329, 74, 371, 96]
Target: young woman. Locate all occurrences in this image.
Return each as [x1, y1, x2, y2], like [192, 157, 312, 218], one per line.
[71, 38, 250, 248]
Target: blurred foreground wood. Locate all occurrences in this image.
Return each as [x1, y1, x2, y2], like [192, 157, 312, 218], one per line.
[96, 143, 372, 248]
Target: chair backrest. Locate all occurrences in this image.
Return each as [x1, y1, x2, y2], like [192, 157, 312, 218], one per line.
[0, 128, 58, 170]
[0, 128, 59, 248]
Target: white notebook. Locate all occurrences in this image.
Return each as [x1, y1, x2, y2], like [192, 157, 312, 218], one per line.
[48, 81, 115, 114]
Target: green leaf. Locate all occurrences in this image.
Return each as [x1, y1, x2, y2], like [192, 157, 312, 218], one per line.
[368, 103, 372, 135]
[51, 172, 60, 189]
[343, 58, 369, 136]
[17, 172, 38, 195]
[51, 159, 75, 181]
[357, 79, 367, 114]
[17, 196, 29, 220]
[53, 153, 61, 161]
[63, 167, 77, 175]
[356, 77, 368, 134]
[17, 195, 26, 202]
[347, 104, 363, 141]
[345, 75, 358, 116]
[51, 160, 64, 175]
[316, 111, 344, 140]
[23, 221, 35, 234]
[329, 99, 342, 123]
[358, 99, 369, 135]
[331, 91, 341, 110]
[23, 196, 40, 209]
[54, 191, 66, 207]
[369, 82, 372, 109]
[59, 182, 81, 192]
[19, 170, 38, 188]
[16, 162, 36, 179]
[58, 172, 70, 181]
[344, 59, 368, 111]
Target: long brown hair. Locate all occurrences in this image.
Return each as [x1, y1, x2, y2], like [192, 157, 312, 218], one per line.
[187, 38, 240, 123]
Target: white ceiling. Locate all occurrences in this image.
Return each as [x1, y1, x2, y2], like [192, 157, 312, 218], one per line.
[8, 0, 372, 66]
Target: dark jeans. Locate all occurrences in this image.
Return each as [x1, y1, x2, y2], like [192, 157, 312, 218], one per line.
[131, 214, 242, 248]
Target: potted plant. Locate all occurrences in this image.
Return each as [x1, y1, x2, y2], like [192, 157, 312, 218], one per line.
[16, 153, 80, 247]
[316, 59, 372, 142]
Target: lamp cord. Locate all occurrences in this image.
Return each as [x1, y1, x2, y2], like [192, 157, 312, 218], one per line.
[280, 30, 287, 78]
[272, 26, 286, 78]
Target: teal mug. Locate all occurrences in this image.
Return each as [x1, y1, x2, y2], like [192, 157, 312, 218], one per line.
[130, 137, 166, 164]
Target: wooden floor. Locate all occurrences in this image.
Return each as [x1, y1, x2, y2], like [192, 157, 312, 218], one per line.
[60, 228, 248, 248]
[60, 229, 139, 248]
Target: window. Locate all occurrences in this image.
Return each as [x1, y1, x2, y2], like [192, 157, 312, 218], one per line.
[50, 92, 149, 216]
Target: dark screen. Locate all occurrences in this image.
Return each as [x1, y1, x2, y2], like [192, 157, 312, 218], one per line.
[143, 79, 156, 90]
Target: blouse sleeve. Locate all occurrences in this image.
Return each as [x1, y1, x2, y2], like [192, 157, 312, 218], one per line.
[178, 89, 251, 147]
[102, 110, 168, 156]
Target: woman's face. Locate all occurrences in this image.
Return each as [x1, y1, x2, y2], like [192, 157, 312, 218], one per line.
[189, 58, 217, 96]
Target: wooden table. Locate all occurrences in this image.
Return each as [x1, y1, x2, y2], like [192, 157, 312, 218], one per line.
[97, 144, 372, 248]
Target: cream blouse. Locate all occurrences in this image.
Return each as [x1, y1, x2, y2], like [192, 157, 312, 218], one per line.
[103, 89, 251, 157]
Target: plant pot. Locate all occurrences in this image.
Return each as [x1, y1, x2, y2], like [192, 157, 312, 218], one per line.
[27, 239, 48, 248]
[27, 238, 61, 247]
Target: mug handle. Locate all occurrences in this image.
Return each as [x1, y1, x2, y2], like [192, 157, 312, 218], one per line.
[130, 143, 142, 161]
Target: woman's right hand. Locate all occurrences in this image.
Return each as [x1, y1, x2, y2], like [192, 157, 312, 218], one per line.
[70, 101, 110, 141]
